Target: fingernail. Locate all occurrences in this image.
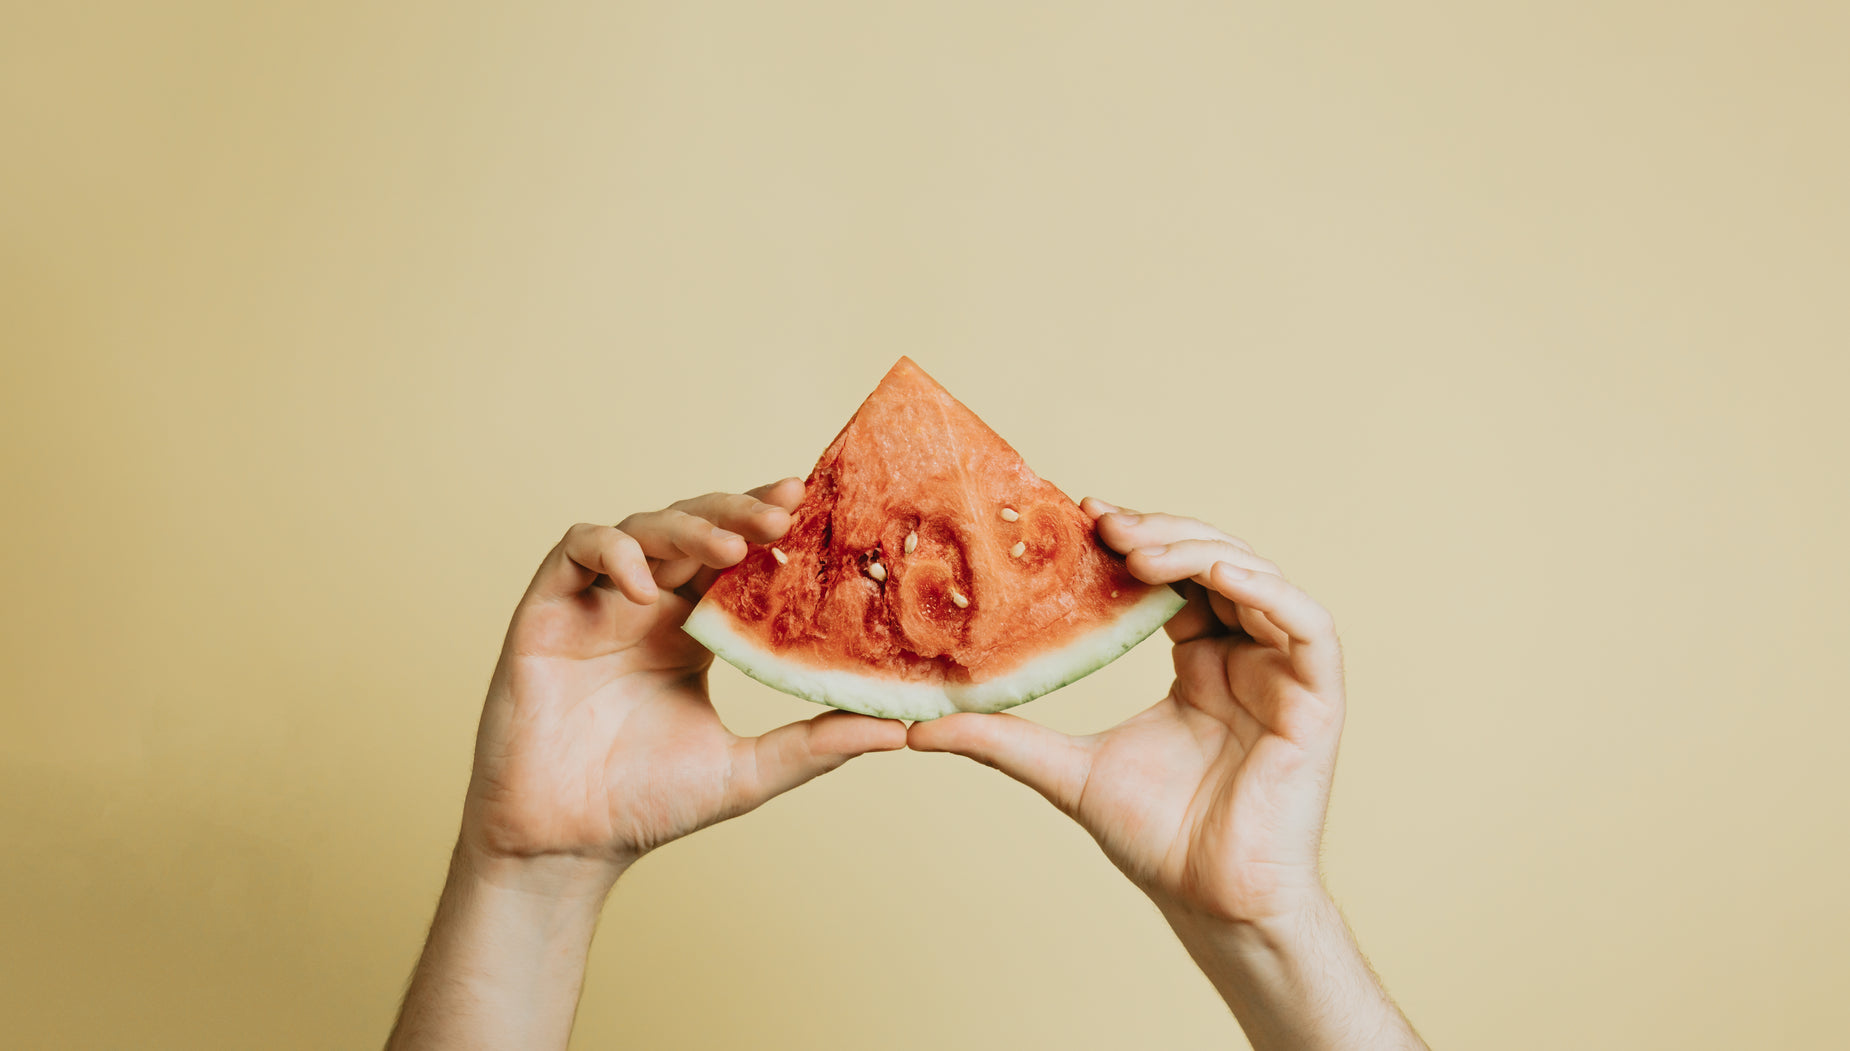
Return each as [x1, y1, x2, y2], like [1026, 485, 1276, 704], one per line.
[711, 528, 741, 542]
[1134, 545, 1167, 558]
[1089, 498, 1120, 513]
[751, 502, 779, 515]
[1217, 561, 1250, 580]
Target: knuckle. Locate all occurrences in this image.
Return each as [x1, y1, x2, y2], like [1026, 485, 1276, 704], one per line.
[1178, 514, 1216, 536]
[1198, 543, 1234, 567]
[679, 505, 730, 530]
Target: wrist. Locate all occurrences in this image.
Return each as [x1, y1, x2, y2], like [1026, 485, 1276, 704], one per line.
[1157, 884, 1338, 958]
[1147, 857, 1331, 930]
[451, 835, 631, 908]
[1159, 888, 1425, 1051]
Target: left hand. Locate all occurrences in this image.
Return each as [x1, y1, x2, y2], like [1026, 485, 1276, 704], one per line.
[908, 498, 1346, 925]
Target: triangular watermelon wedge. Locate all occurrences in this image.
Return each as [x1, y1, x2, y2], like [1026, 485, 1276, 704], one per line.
[684, 358, 1185, 721]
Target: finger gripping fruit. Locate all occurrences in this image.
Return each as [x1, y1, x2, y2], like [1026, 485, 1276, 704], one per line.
[684, 358, 1184, 721]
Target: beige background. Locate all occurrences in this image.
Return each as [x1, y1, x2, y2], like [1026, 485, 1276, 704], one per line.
[4, 2, 1847, 1048]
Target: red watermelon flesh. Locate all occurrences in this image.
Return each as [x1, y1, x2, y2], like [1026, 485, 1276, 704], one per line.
[682, 357, 1184, 720]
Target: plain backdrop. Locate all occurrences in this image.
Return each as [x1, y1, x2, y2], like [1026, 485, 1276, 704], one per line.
[3, 2, 1847, 1048]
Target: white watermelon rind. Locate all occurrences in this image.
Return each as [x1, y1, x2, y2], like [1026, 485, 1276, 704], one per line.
[682, 585, 1187, 722]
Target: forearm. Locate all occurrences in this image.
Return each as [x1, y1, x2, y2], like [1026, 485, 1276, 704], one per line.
[1161, 893, 1426, 1051]
[387, 844, 626, 1051]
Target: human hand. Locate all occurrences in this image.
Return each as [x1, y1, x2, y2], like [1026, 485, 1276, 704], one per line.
[908, 499, 1344, 924]
[459, 479, 908, 884]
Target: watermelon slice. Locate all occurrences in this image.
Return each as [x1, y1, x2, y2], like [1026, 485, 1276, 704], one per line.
[683, 358, 1184, 721]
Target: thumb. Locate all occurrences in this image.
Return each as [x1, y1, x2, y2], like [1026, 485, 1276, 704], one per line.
[907, 713, 1093, 816]
[728, 710, 907, 812]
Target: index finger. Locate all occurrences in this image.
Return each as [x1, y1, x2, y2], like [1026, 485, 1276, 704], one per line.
[746, 476, 805, 511]
[659, 485, 802, 545]
[668, 477, 808, 599]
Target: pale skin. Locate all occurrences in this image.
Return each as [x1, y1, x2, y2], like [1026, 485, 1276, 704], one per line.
[387, 484, 1426, 1050]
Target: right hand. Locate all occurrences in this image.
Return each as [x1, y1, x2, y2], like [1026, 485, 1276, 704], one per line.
[908, 499, 1346, 924]
[460, 478, 908, 884]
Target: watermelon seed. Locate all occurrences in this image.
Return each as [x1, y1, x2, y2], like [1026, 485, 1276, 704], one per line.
[868, 562, 887, 582]
[1000, 507, 1020, 522]
[1111, 590, 1120, 598]
[1010, 541, 1026, 559]
[951, 589, 970, 608]
[771, 546, 788, 565]
[904, 530, 918, 553]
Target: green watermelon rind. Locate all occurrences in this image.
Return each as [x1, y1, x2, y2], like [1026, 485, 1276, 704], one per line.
[681, 585, 1187, 722]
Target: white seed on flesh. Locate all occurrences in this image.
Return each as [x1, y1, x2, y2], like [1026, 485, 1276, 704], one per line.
[868, 562, 887, 581]
[904, 530, 918, 553]
[1010, 541, 1026, 558]
[1111, 590, 1119, 598]
[950, 589, 969, 609]
[771, 546, 788, 565]
[1000, 507, 1020, 522]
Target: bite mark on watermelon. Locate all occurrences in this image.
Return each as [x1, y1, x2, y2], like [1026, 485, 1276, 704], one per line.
[683, 357, 1185, 721]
